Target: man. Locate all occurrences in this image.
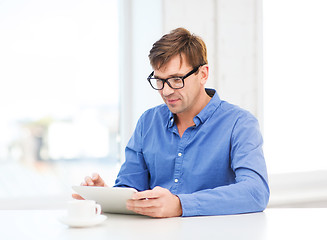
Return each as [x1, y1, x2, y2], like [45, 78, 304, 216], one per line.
[73, 28, 270, 218]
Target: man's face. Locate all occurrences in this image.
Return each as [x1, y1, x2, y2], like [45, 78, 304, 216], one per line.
[154, 55, 204, 116]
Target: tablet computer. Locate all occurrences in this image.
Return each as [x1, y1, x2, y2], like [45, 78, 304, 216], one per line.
[72, 186, 138, 215]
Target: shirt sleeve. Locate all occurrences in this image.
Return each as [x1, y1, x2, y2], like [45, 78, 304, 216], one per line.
[177, 113, 270, 216]
[114, 115, 150, 191]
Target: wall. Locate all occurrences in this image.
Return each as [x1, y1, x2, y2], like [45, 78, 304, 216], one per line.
[119, 0, 163, 160]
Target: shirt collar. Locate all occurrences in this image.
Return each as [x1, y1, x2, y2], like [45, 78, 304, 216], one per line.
[167, 88, 221, 128]
[194, 89, 221, 125]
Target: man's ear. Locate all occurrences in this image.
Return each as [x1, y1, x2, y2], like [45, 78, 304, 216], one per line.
[199, 65, 209, 85]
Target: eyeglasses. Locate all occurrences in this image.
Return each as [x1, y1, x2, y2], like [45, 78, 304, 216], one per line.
[147, 65, 201, 90]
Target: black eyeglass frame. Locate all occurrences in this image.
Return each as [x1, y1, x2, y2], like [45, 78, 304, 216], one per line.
[147, 65, 202, 90]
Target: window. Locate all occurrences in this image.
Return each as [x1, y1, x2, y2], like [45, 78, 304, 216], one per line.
[0, 0, 120, 202]
[263, 0, 327, 174]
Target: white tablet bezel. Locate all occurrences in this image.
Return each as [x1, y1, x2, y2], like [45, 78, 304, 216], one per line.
[72, 186, 138, 215]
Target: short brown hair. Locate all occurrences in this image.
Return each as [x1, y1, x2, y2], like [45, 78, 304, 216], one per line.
[148, 28, 208, 70]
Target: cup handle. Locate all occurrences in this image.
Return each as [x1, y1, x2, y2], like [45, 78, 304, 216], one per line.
[95, 203, 102, 215]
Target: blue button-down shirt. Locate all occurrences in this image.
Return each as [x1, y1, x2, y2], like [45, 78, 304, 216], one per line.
[115, 89, 270, 216]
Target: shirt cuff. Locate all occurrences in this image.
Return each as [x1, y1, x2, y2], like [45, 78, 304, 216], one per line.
[176, 193, 200, 217]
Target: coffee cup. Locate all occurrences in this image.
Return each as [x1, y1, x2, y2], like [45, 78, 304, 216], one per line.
[66, 200, 101, 220]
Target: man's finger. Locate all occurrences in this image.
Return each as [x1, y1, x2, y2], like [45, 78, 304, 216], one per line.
[91, 173, 107, 186]
[84, 176, 94, 186]
[130, 206, 157, 216]
[126, 198, 160, 209]
[72, 193, 84, 200]
[91, 173, 99, 181]
[132, 189, 160, 200]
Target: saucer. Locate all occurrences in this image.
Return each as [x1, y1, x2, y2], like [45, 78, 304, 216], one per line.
[59, 215, 107, 228]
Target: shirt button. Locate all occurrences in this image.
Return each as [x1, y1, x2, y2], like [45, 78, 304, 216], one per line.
[178, 153, 182, 157]
[174, 179, 179, 183]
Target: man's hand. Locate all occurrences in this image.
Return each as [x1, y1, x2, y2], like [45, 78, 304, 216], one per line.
[126, 186, 182, 218]
[72, 173, 107, 200]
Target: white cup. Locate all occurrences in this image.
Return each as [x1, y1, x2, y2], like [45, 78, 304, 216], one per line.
[67, 200, 101, 220]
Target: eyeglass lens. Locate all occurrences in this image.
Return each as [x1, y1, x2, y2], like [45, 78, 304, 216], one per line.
[151, 77, 183, 90]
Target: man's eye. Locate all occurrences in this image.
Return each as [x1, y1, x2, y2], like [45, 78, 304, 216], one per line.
[170, 78, 182, 83]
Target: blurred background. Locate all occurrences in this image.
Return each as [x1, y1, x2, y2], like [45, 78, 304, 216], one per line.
[0, 0, 326, 209]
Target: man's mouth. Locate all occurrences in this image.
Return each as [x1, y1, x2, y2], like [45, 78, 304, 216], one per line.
[166, 99, 179, 104]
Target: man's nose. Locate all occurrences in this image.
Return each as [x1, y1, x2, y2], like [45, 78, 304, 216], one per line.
[162, 82, 175, 96]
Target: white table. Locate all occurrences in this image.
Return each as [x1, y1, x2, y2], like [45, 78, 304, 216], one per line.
[0, 208, 326, 240]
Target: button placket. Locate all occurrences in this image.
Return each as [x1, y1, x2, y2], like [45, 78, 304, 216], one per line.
[172, 125, 194, 191]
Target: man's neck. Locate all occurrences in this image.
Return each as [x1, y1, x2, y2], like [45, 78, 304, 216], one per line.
[175, 90, 211, 136]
